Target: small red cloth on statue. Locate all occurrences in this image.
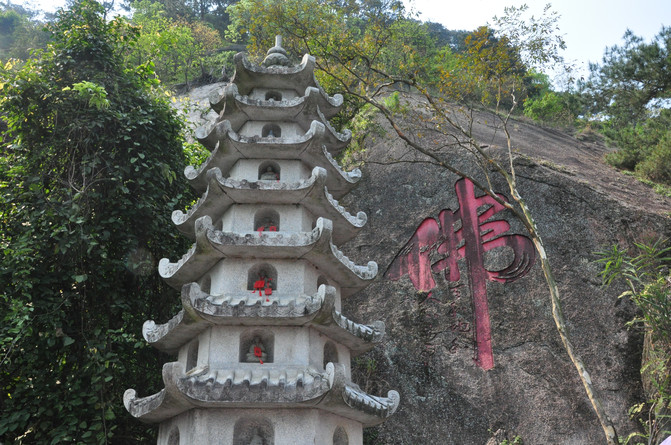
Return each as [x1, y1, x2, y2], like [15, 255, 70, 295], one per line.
[254, 346, 264, 364]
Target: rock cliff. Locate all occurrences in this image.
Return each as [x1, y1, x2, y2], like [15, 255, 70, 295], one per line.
[182, 83, 671, 444]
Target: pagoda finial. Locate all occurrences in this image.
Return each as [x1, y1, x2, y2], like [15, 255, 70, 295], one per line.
[262, 34, 291, 67]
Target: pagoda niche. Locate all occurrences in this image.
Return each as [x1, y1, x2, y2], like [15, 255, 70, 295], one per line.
[124, 36, 399, 445]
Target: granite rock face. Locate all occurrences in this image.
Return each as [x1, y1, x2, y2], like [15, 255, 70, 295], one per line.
[181, 84, 671, 444]
[339, 119, 671, 444]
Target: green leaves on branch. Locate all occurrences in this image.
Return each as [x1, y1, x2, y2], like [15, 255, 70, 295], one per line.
[597, 239, 671, 444]
[63, 81, 111, 109]
[128, 0, 224, 86]
[596, 239, 671, 341]
[0, 0, 192, 442]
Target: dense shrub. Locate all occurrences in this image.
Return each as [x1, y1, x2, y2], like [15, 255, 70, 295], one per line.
[523, 91, 571, 124]
[636, 132, 671, 185]
[0, 1, 192, 442]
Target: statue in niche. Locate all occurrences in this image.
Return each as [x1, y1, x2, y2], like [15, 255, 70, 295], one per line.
[256, 218, 277, 232]
[246, 337, 267, 364]
[248, 431, 264, 445]
[252, 275, 273, 299]
[260, 166, 279, 181]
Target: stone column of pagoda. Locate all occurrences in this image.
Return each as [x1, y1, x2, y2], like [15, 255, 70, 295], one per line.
[124, 36, 399, 445]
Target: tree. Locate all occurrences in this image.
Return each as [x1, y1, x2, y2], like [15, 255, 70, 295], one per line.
[424, 22, 469, 53]
[0, 0, 192, 442]
[586, 27, 671, 127]
[227, 1, 619, 443]
[582, 26, 671, 184]
[125, 0, 239, 36]
[128, 0, 223, 86]
[0, 3, 50, 60]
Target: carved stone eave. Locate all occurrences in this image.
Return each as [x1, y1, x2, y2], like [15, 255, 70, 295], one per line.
[230, 52, 339, 110]
[231, 52, 316, 93]
[158, 216, 223, 290]
[339, 384, 401, 426]
[173, 167, 366, 244]
[159, 217, 378, 295]
[124, 362, 195, 424]
[318, 363, 401, 427]
[312, 309, 385, 356]
[211, 83, 342, 121]
[143, 283, 335, 354]
[142, 308, 210, 356]
[143, 283, 384, 355]
[189, 120, 358, 198]
[196, 113, 351, 156]
[124, 363, 399, 427]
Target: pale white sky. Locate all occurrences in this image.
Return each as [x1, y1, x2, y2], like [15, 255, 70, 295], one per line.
[21, 0, 671, 80]
[404, 0, 671, 80]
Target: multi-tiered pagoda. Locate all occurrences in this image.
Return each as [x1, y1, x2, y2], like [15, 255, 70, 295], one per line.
[124, 37, 399, 444]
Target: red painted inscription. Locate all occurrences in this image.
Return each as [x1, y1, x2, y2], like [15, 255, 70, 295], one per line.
[386, 178, 536, 370]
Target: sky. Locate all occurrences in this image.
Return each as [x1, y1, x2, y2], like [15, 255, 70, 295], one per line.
[20, 0, 671, 81]
[404, 0, 671, 80]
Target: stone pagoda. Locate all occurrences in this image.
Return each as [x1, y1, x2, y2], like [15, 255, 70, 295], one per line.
[124, 37, 399, 445]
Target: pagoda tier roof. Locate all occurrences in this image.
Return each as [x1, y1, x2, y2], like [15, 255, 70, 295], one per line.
[190, 120, 358, 199]
[158, 217, 377, 297]
[210, 81, 343, 120]
[172, 167, 366, 245]
[142, 283, 384, 355]
[229, 52, 329, 99]
[124, 362, 400, 426]
[203, 93, 349, 151]
[196, 117, 350, 159]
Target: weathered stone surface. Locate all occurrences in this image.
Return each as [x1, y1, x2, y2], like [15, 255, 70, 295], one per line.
[175, 71, 671, 443]
[334, 114, 671, 444]
[171, 166, 366, 244]
[143, 283, 384, 355]
[159, 215, 377, 295]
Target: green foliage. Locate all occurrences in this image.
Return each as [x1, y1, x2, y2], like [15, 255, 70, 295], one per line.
[183, 140, 211, 166]
[619, 349, 671, 445]
[0, 0, 192, 442]
[500, 437, 524, 445]
[454, 25, 526, 108]
[342, 104, 382, 164]
[597, 240, 671, 444]
[128, 0, 223, 86]
[587, 26, 671, 127]
[584, 26, 671, 184]
[424, 22, 469, 53]
[492, 4, 567, 76]
[636, 132, 671, 185]
[601, 107, 671, 180]
[131, 0, 238, 36]
[523, 91, 572, 124]
[0, 4, 50, 60]
[63, 80, 111, 109]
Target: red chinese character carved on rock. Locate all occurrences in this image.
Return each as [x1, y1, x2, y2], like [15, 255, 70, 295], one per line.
[386, 178, 536, 370]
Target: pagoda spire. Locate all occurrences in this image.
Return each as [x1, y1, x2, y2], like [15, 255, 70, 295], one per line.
[263, 35, 291, 67]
